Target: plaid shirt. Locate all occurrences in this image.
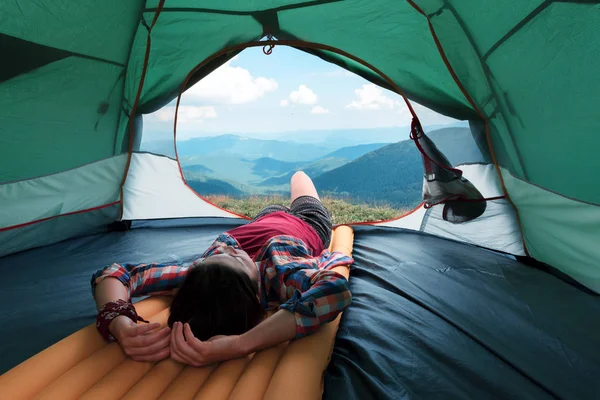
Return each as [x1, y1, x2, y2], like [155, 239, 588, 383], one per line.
[91, 233, 353, 338]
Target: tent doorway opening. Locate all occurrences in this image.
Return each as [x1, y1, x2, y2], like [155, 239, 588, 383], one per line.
[139, 45, 481, 224]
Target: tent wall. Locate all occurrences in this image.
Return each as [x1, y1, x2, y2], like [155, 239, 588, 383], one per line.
[0, 155, 126, 257]
[122, 152, 240, 220]
[411, 0, 600, 292]
[503, 171, 600, 293]
[0, 57, 124, 182]
[0, 204, 121, 259]
[0, 1, 142, 182]
[414, 0, 600, 202]
[0, 1, 144, 254]
[378, 163, 525, 256]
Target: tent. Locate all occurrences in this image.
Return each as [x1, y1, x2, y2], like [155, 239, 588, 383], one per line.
[1, 1, 599, 398]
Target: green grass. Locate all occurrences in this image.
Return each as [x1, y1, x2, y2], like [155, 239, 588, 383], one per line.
[204, 195, 410, 225]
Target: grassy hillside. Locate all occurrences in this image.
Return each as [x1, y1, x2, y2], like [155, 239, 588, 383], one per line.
[204, 195, 409, 225]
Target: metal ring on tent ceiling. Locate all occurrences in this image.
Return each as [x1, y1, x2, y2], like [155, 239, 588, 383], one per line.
[170, 38, 427, 224]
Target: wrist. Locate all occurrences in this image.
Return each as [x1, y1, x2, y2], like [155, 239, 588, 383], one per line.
[237, 333, 253, 356]
[108, 315, 129, 336]
[96, 300, 147, 342]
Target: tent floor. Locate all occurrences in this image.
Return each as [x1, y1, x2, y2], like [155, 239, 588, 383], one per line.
[1, 219, 599, 399]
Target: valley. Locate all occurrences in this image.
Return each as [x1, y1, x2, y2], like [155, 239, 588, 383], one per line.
[140, 125, 482, 208]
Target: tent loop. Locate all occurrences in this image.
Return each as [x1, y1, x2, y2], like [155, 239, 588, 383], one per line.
[263, 35, 276, 55]
[409, 118, 463, 176]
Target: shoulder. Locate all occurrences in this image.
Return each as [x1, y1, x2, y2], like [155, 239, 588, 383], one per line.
[199, 233, 241, 259]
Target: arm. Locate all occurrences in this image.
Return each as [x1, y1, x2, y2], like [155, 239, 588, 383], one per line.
[93, 277, 129, 310]
[91, 262, 190, 307]
[91, 232, 234, 306]
[170, 310, 296, 366]
[91, 261, 189, 361]
[277, 268, 352, 338]
[170, 259, 352, 366]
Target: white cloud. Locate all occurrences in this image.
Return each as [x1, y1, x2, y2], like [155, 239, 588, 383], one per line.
[311, 106, 329, 115]
[344, 84, 457, 126]
[289, 84, 318, 105]
[185, 61, 277, 105]
[346, 84, 397, 110]
[155, 106, 217, 123]
[280, 99, 289, 107]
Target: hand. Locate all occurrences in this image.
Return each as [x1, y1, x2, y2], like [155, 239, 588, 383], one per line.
[109, 315, 171, 362]
[169, 322, 245, 367]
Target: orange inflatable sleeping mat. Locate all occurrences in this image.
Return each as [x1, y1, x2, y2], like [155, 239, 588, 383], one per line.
[0, 225, 355, 400]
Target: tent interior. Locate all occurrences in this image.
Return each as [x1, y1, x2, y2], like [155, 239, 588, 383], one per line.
[1, 1, 599, 399]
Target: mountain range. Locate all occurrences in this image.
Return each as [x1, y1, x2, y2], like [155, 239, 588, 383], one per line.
[141, 125, 482, 208]
[139, 122, 469, 158]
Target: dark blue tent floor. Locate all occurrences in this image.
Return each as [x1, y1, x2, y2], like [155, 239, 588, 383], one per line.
[1, 219, 599, 399]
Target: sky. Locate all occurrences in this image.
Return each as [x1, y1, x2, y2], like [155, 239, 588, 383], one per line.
[143, 46, 458, 141]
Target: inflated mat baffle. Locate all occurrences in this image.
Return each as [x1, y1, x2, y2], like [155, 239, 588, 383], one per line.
[0, 226, 354, 400]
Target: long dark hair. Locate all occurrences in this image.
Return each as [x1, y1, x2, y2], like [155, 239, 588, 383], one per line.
[168, 261, 264, 340]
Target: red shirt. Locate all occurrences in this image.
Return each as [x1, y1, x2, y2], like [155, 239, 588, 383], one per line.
[226, 212, 324, 259]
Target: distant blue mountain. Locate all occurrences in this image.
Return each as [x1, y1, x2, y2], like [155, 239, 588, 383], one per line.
[251, 157, 306, 178]
[140, 134, 330, 161]
[185, 178, 244, 197]
[258, 157, 348, 186]
[320, 143, 389, 161]
[178, 135, 331, 162]
[139, 123, 468, 158]
[184, 164, 214, 173]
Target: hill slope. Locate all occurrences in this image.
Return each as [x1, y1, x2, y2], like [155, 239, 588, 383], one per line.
[185, 179, 244, 197]
[314, 127, 482, 207]
[251, 157, 306, 177]
[258, 157, 348, 186]
[320, 143, 390, 160]
[204, 195, 409, 225]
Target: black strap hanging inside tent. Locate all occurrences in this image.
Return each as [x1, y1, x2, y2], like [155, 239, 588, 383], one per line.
[409, 118, 504, 223]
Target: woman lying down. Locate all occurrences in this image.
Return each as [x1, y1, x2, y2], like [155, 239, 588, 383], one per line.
[91, 171, 353, 366]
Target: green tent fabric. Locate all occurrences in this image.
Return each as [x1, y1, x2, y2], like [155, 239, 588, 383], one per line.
[1, 0, 599, 291]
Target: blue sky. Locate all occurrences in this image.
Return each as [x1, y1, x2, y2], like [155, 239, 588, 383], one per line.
[144, 46, 457, 141]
